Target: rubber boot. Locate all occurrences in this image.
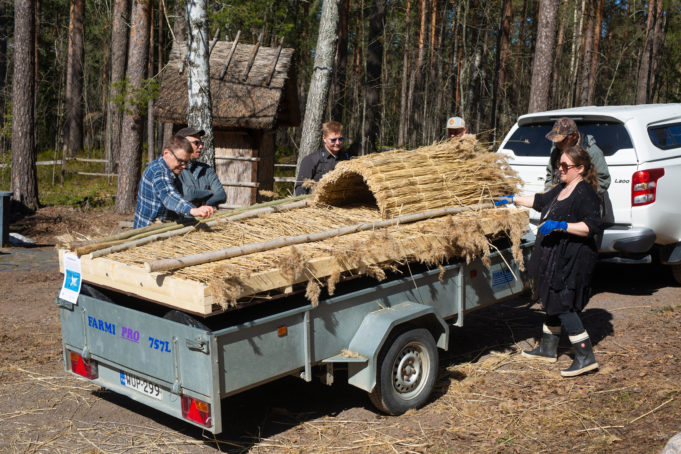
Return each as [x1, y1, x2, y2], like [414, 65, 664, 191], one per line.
[561, 332, 598, 377]
[521, 324, 560, 362]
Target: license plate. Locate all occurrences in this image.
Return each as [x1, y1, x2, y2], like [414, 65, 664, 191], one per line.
[120, 371, 163, 400]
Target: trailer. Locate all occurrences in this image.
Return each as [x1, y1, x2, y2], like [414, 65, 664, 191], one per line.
[57, 239, 532, 433]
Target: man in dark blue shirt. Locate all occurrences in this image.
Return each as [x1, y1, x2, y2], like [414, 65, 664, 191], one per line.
[133, 136, 215, 228]
[294, 121, 350, 196]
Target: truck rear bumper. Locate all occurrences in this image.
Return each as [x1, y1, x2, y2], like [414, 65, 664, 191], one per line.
[600, 226, 656, 254]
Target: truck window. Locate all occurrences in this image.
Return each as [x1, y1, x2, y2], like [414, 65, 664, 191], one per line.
[648, 123, 681, 150]
[503, 122, 633, 157]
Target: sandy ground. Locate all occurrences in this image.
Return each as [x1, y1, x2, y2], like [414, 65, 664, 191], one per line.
[0, 207, 680, 453]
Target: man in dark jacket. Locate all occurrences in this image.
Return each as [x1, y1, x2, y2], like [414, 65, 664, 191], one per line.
[294, 121, 350, 196]
[175, 127, 227, 208]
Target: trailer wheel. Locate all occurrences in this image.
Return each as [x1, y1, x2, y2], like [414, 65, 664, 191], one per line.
[369, 328, 438, 415]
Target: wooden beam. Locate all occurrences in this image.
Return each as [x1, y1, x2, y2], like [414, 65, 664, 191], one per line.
[265, 37, 284, 86]
[242, 32, 262, 81]
[219, 30, 240, 80]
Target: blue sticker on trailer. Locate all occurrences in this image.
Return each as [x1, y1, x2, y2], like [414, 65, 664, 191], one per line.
[492, 269, 514, 286]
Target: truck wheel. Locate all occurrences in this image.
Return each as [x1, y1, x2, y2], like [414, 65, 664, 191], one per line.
[369, 328, 438, 415]
[671, 264, 681, 285]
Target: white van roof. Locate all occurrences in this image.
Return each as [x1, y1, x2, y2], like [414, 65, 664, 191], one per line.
[517, 104, 681, 127]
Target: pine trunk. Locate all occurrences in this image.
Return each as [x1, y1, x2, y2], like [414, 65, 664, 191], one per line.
[114, 0, 150, 214]
[331, 0, 349, 123]
[397, 0, 411, 146]
[362, 0, 385, 155]
[528, 0, 559, 113]
[587, 0, 602, 105]
[186, 0, 214, 166]
[105, 0, 129, 174]
[296, 0, 340, 170]
[11, 0, 39, 209]
[64, 0, 85, 157]
[635, 0, 655, 104]
[578, 0, 594, 106]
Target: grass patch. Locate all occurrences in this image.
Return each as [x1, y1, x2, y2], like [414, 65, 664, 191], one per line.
[0, 148, 119, 208]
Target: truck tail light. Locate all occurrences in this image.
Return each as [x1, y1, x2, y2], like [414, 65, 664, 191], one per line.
[181, 395, 212, 427]
[632, 168, 664, 206]
[69, 351, 98, 379]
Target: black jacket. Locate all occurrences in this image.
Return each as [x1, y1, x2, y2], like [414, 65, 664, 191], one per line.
[294, 148, 349, 195]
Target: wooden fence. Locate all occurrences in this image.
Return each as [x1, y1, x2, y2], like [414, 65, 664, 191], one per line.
[0, 159, 297, 183]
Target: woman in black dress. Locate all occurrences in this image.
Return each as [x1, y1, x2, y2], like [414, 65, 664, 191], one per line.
[512, 145, 603, 377]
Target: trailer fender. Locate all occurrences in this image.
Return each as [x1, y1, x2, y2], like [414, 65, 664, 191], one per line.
[345, 301, 448, 393]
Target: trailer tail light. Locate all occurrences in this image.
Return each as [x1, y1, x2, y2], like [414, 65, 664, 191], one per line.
[632, 168, 664, 206]
[181, 395, 212, 427]
[69, 351, 98, 379]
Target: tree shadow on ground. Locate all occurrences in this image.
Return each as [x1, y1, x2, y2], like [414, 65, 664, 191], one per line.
[438, 295, 614, 378]
[95, 370, 371, 452]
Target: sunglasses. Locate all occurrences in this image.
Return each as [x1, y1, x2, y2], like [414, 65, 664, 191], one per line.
[559, 162, 577, 172]
[169, 148, 190, 166]
[327, 137, 344, 143]
[189, 139, 204, 147]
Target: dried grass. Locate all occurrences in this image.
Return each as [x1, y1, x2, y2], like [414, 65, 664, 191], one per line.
[314, 137, 521, 218]
[103, 138, 526, 309]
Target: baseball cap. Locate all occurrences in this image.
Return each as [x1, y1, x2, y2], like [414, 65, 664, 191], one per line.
[446, 116, 465, 129]
[545, 117, 578, 142]
[175, 126, 205, 138]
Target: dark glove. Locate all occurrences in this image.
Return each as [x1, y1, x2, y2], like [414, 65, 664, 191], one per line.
[494, 195, 514, 206]
[538, 220, 567, 235]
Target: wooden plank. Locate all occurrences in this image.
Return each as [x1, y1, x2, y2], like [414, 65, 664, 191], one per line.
[59, 250, 214, 314]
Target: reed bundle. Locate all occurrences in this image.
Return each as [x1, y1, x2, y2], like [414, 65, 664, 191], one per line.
[313, 137, 520, 218]
[77, 137, 527, 310]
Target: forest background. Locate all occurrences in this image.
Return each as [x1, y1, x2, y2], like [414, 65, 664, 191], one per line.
[0, 0, 679, 213]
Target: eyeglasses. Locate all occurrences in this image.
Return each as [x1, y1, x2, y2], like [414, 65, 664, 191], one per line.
[559, 162, 577, 172]
[189, 139, 203, 147]
[169, 148, 190, 166]
[327, 137, 344, 143]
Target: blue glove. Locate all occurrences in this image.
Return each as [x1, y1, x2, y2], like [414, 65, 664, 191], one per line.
[538, 220, 567, 235]
[494, 195, 514, 206]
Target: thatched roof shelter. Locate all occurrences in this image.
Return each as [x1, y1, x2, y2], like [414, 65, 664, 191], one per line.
[155, 40, 300, 130]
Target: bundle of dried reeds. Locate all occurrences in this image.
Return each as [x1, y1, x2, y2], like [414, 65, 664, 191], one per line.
[75, 137, 527, 311]
[313, 137, 521, 218]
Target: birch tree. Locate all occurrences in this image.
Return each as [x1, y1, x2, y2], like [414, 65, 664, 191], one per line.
[296, 0, 340, 171]
[12, 0, 39, 209]
[528, 0, 559, 113]
[186, 0, 214, 165]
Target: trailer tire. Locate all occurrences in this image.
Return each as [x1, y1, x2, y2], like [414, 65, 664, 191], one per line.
[369, 328, 438, 415]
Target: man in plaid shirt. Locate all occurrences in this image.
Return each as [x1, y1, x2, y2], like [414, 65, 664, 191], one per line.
[133, 136, 215, 228]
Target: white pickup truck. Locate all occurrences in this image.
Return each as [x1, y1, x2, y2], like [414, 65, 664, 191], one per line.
[497, 103, 681, 283]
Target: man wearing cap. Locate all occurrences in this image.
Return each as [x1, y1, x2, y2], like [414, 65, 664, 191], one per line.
[175, 127, 226, 208]
[446, 116, 466, 139]
[133, 135, 215, 228]
[545, 117, 610, 195]
[295, 120, 350, 196]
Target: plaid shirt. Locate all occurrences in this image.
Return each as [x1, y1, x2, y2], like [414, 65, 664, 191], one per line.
[133, 157, 195, 228]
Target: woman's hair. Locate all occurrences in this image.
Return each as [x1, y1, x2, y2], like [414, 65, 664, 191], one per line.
[562, 145, 598, 191]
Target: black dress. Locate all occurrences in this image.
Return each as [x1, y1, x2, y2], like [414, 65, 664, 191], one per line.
[527, 181, 603, 316]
